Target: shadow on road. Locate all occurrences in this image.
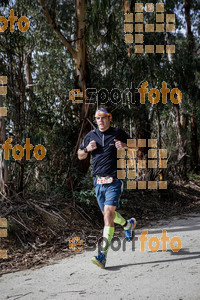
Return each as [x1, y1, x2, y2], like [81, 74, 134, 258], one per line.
[106, 252, 200, 271]
[145, 225, 200, 234]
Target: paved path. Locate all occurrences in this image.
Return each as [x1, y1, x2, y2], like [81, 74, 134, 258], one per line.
[0, 214, 200, 300]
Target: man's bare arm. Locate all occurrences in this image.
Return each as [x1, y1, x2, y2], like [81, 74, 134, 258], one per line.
[77, 140, 97, 160]
[77, 149, 88, 160]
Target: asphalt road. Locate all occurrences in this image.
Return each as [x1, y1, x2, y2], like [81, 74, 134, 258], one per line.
[0, 214, 200, 300]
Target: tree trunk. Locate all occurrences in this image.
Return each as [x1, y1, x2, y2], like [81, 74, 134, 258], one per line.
[173, 104, 187, 161]
[190, 112, 198, 169]
[25, 52, 33, 93]
[123, 0, 151, 158]
[0, 95, 7, 198]
[185, 0, 198, 169]
[173, 103, 188, 178]
[15, 32, 26, 193]
[75, 0, 92, 174]
[40, 0, 92, 176]
[123, 0, 152, 184]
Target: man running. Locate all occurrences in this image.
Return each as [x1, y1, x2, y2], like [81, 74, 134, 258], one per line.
[77, 105, 137, 269]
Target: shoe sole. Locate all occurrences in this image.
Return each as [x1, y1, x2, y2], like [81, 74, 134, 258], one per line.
[91, 257, 105, 269]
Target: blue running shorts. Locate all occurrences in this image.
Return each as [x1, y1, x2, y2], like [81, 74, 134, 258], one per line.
[93, 177, 123, 211]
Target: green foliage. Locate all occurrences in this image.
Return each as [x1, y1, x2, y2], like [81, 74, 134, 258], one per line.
[188, 172, 200, 181]
[0, 0, 199, 196]
[74, 189, 96, 206]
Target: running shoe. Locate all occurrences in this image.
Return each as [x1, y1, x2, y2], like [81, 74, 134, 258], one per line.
[123, 217, 137, 242]
[91, 251, 106, 269]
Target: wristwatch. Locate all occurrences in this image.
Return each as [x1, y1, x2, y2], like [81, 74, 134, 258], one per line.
[84, 147, 88, 153]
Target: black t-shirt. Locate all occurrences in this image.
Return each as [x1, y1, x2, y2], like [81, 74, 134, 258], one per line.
[79, 127, 130, 177]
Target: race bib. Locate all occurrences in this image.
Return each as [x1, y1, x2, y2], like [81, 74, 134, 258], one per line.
[97, 176, 113, 184]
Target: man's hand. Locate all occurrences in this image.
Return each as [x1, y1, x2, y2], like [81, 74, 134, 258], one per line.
[114, 139, 139, 150]
[77, 140, 97, 160]
[87, 140, 97, 152]
[114, 139, 128, 149]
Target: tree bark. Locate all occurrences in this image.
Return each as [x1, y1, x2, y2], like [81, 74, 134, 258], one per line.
[123, 0, 151, 155]
[0, 95, 7, 198]
[185, 0, 198, 169]
[75, 0, 92, 174]
[40, 0, 92, 176]
[173, 103, 188, 179]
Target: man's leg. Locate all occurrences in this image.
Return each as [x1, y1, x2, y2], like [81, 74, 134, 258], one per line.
[101, 205, 115, 254]
[91, 181, 115, 268]
[114, 211, 137, 241]
[104, 179, 136, 231]
[91, 205, 115, 268]
[114, 211, 134, 229]
[114, 211, 126, 226]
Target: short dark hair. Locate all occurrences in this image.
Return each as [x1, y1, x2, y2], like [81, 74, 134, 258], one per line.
[96, 105, 111, 113]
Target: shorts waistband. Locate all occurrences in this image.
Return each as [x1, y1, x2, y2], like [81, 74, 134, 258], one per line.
[95, 175, 117, 179]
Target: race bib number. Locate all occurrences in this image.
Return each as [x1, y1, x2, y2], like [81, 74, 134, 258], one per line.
[97, 176, 113, 184]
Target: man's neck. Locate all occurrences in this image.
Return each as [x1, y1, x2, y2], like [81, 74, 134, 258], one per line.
[98, 126, 111, 132]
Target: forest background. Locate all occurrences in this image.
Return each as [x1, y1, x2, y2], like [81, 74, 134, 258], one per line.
[0, 0, 199, 273]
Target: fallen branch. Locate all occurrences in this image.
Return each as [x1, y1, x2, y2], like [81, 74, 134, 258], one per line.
[11, 216, 35, 234]
[30, 202, 66, 223]
[70, 205, 97, 227]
